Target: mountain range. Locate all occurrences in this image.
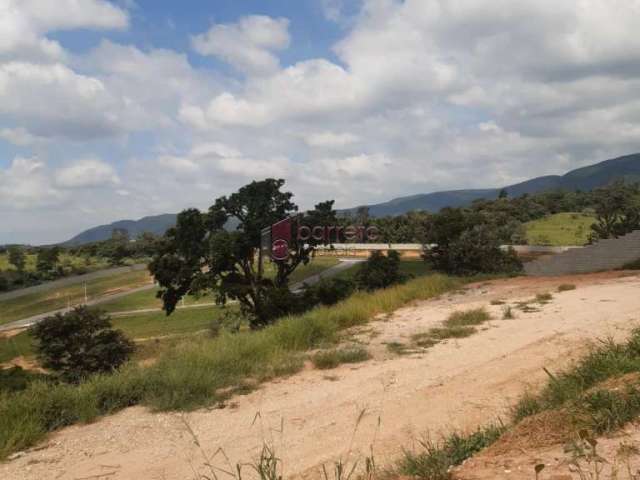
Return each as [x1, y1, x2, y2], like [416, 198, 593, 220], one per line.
[63, 153, 640, 245]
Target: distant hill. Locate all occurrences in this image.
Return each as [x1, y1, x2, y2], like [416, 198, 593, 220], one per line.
[63, 214, 177, 246]
[347, 153, 640, 217]
[64, 153, 640, 245]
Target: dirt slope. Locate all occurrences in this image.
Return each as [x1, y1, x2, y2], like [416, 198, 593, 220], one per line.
[2, 272, 639, 480]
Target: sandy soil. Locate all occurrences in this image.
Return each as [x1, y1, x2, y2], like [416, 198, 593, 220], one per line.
[2, 272, 640, 480]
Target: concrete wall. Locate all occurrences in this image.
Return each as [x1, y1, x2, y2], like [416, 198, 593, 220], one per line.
[524, 230, 640, 276]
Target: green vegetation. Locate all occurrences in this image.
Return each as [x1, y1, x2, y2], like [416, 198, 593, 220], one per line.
[311, 347, 370, 369]
[149, 179, 340, 329]
[395, 424, 506, 480]
[0, 251, 109, 272]
[535, 292, 553, 303]
[0, 332, 32, 363]
[423, 208, 522, 276]
[29, 307, 134, 382]
[0, 306, 235, 364]
[443, 308, 491, 327]
[392, 329, 640, 480]
[524, 212, 595, 246]
[0, 273, 461, 459]
[512, 329, 640, 426]
[0, 269, 152, 326]
[355, 250, 406, 291]
[408, 308, 492, 349]
[502, 305, 515, 320]
[558, 283, 577, 292]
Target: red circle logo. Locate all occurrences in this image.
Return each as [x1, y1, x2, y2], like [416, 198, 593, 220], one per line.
[272, 239, 289, 261]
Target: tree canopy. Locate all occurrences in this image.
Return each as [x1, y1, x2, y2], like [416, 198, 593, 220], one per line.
[149, 178, 336, 328]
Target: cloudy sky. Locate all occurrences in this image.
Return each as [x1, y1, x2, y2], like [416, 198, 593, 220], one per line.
[2, 0, 640, 244]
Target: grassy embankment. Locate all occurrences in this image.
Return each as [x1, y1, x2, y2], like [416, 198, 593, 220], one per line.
[393, 328, 640, 479]
[524, 212, 596, 246]
[0, 273, 461, 459]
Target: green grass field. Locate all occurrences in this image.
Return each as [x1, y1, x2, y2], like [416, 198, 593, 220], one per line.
[0, 306, 235, 364]
[0, 270, 153, 326]
[524, 212, 596, 246]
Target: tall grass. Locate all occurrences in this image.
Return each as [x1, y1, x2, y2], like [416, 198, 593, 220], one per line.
[0, 274, 461, 459]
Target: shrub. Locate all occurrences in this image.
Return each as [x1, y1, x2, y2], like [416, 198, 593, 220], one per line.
[431, 225, 522, 275]
[0, 367, 49, 394]
[355, 250, 406, 291]
[558, 284, 576, 292]
[302, 277, 355, 306]
[0, 273, 8, 292]
[311, 347, 370, 369]
[445, 308, 491, 327]
[29, 307, 135, 383]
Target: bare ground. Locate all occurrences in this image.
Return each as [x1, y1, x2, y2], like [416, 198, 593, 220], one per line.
[2, 272, 640, 480]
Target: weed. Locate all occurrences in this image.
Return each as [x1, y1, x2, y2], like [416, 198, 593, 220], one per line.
[502, 306, 515, 320]
[427, 326, 477, 340]
[490, 299, 505, 305]
[386, 342, 410, 355]
[444, 308, 491, 328]
[312, 347, 370, 370]
[558, 284, 577, 292]
[535, 292, 553, 304]
[411, 334, 440, 349]
[396, 424, 506, 479]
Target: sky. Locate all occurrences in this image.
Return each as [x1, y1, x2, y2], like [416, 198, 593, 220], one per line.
[2, 0, 640, 245]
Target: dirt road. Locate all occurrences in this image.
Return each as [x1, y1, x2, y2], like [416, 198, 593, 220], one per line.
[2, 272, 639, 480]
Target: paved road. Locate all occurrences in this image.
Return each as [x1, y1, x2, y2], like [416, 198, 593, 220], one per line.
[0, 264, 148, 302]
[0, 259, 363, 332]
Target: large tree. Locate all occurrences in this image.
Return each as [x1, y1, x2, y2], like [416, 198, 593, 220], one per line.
[149, 179, 335, 329]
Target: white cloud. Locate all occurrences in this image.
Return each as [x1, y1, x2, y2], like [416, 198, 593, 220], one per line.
[305, 131, 359, 148]
[6, 0, 640, 244]
[0, 61, 139, 140]
[0, 127, 44, 146]
[0, 0, 128, 61]
[0, 157, 64, 209]
[55, 159, 120, 188]
[192, 15, 290, 75]
[321, 0, 344, 22]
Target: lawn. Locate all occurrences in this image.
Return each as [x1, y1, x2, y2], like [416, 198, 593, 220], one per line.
[0, 270, 153, 326]
[524, 212, 596, 246]
[0, 306, 235, 364]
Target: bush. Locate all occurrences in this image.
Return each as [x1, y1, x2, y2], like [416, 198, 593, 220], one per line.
[0, 273, 8, 292]
[0, 367, 49, 394]
[29, 307, 135, 383]
[355, 250, 406, 291]
[426, 224, 522, 276]
[301, 277, 355, 306]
